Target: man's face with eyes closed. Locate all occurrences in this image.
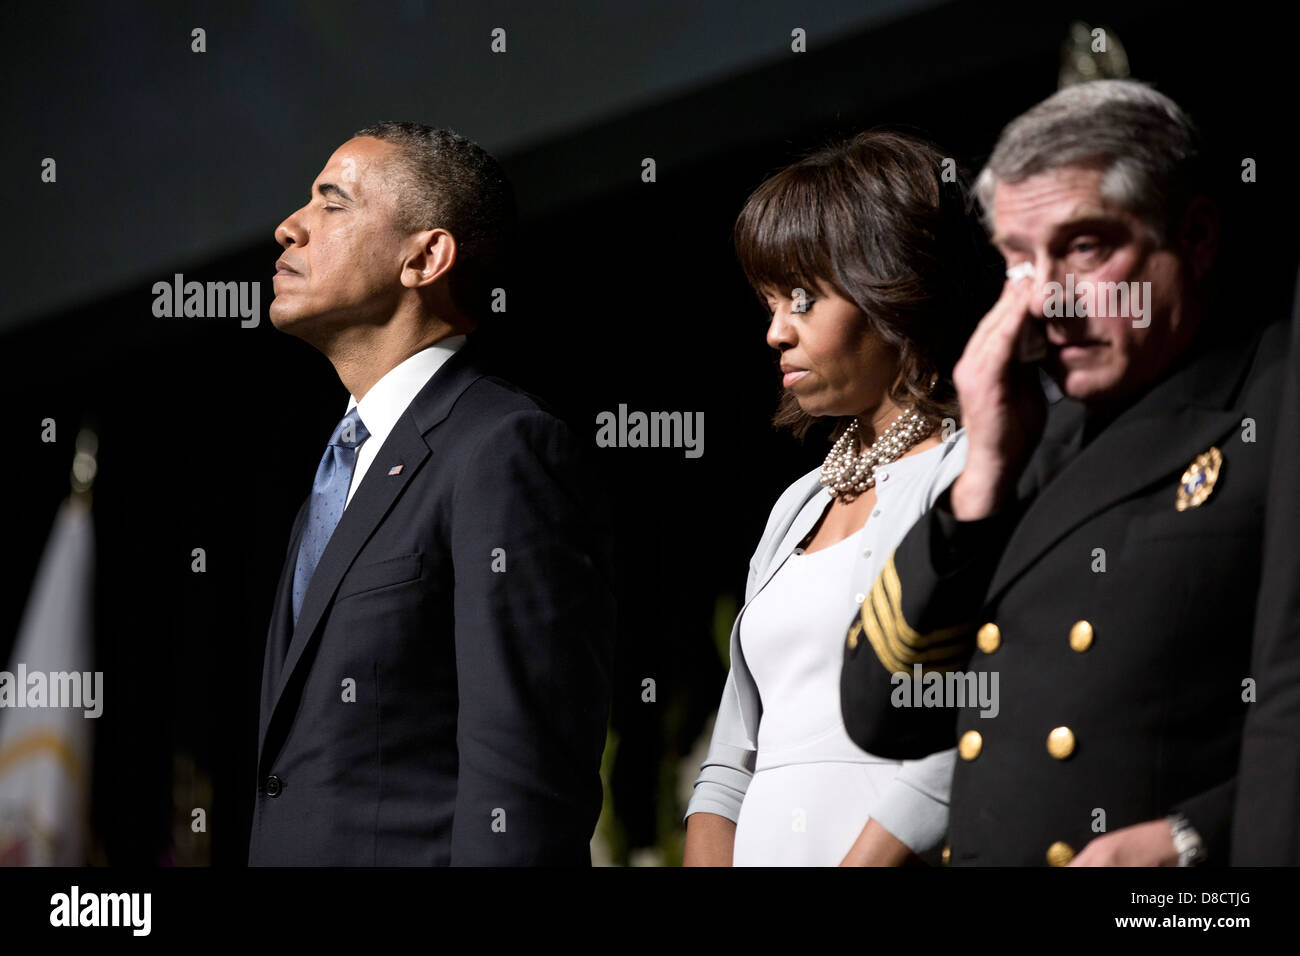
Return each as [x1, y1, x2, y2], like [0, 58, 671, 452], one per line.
[990, 165, 1204, 409]
[270, 136, 412, 338]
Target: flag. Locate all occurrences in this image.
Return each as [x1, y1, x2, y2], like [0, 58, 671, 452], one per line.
[0, 496, 95, 866]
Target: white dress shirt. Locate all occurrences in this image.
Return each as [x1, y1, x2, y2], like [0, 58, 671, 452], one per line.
[342, 334, 466, 509]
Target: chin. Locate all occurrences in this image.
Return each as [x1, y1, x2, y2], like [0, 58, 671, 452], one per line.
[268, 300, 309, 331]
[1059, 367, 1123, 405]
[793, 397, 832, 417]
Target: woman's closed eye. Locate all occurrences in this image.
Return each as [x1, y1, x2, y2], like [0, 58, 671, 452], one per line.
[761, 290, 817, 318]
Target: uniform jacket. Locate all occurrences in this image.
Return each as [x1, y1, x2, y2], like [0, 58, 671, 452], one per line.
[249, 338, 617, 865]
[841, 318, 1287, 865]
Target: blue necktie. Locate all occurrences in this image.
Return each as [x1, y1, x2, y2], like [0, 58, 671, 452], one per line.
[292, 407, 370, 626]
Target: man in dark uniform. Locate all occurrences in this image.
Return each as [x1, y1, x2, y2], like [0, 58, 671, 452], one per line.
[840, 79, 1288, 866]
[1231, 267, 1300, 865]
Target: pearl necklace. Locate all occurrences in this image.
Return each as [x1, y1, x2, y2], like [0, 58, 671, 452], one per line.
[819, 408, 934, 500]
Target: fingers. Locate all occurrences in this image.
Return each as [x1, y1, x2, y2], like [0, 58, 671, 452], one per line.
[959, 276, 1035, 385]
[984, 276, 1036, 367]
[966, 271, 1035, 360]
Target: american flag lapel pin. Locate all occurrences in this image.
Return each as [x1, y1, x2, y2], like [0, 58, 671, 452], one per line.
[387, 464, 404, 476]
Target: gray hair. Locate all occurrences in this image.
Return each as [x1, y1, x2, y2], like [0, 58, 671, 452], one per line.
[973, 80, 1203, 244]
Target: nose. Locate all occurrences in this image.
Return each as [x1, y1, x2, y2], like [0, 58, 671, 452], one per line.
[765, 302, 797, 351]
[1026, 254, 1068, 322]
[275, 207, 306, 249]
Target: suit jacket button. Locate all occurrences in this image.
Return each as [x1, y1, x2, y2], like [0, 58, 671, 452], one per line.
[1069, 620, 1094, 652]
[265, 775, 283, 797]
[1047, 726, 1076, 759]
[1046, 841, 1075, 866]
[977, 622, 1001, 653]
[958, 730, 982, 760]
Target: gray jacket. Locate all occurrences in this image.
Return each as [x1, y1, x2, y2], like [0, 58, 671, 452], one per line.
[684, 432, 968, 859]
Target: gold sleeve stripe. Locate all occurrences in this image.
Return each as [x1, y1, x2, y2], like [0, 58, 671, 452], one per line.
[853, 552, 972, 672]
[859, 593, 906, 673]
[880, 559, 968, 649]
[863, 588, 968, 667]
[857, 597, 967, 674]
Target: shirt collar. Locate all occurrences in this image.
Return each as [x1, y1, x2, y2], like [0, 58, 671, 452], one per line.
[345, 334, 467, 449]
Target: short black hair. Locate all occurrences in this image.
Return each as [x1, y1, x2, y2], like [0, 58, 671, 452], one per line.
[353, 121, 517, 326]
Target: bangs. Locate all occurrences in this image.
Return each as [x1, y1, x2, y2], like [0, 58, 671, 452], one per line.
[733, 165, 840, 305]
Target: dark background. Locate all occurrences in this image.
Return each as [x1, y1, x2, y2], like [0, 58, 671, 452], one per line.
[2, 0, 1294, 865]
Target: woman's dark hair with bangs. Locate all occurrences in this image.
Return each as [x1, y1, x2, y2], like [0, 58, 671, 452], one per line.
[734, 128, 998, 442]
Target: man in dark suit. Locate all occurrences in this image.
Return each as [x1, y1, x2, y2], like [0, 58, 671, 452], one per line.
[840, 80, 1287, 865]
[250, 122, 616, 865]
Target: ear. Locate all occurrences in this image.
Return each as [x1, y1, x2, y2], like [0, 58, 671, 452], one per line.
[400, 228, 457, 289]
[1175, 195, 1218, 284]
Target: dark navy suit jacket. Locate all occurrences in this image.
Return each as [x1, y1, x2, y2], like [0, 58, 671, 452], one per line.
[249, 338, 616, 865]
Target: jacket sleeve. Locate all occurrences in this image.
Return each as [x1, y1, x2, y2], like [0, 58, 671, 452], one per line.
[843, 443, 987, 852]
[1171, 779, 1236, 864]
[448, 409, 616, 865]
[867, 748, 956, 858]
[840, 487, 1024, 759]
[683, 554, 761, 824]
[683, 665, 758, 823]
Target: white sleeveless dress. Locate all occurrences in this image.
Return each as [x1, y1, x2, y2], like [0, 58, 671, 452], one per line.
[731, 525, 907, 866]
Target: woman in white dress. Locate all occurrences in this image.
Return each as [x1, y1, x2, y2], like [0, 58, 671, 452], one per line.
[683, 129, 997, 866]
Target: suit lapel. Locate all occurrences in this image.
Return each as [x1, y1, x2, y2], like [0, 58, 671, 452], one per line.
[257, 341, 488, 770]
[259, 498, 309, 741]
[986, 326, 1262, 601]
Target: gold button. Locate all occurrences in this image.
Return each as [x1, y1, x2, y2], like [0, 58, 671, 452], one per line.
[958, 730, 982, 760]
[1047, 726, 1076, 759]
[1069, 620, 1094, 652]
[1046, 841, 1075, 866]
[847, 621, 859, 650]
[976, 622, 1001, 653]
[941, 845, 951, 866]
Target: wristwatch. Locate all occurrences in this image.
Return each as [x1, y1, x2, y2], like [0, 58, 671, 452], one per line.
[1168, 813, 1205, 866]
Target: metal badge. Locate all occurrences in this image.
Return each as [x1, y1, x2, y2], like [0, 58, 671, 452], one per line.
[1176, 446, 1222, 511]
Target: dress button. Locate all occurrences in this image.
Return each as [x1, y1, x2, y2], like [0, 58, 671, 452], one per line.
[977, 622, 1001, 653]
[958, 730, 982, 760]
[265, 775, 283, 797]
[872, 509, 881, 517]
[1046, 841, 1075, 866]
[1070, 620, 1094, 652]
[877, 469, 890, 483]
[1047, 726, 1076, 759]
[862, 549, 872, 558]
[854, 592, 866, 604]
